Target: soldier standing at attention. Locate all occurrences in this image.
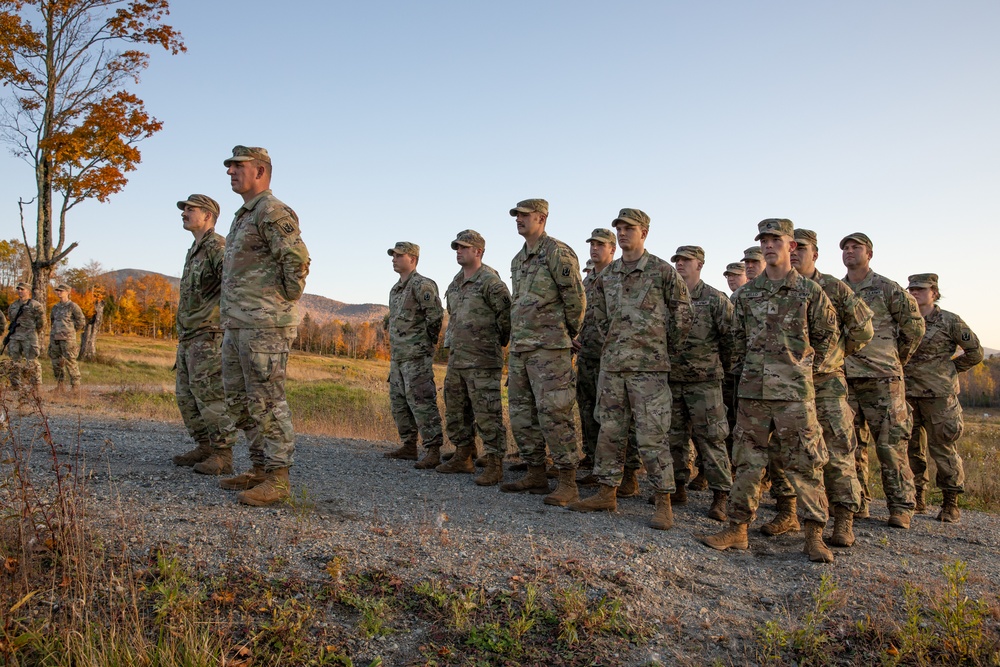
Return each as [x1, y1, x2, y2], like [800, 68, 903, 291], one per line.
[6, 283, 45, 389]
[219, 146, 310, 506]
[718, 261, 747, 465]
[500, 199, 586, 506]
[904, 273, 983, 523]
[48, 283, 86, 392]
[435, 230, 511, 485]
[569, 209, 692, 530]
[700, 218, 838, 563]
[171, 194, 240, 476]
[841, 232, 923, 528]
[384, 241, 445, 469]
[760, 229, 873, 548]
[723, 262, 747, 295]
[667, 245, 733, 521]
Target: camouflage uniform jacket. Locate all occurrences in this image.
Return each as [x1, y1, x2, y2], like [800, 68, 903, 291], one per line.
[443, 264, 511, 369]
[509, 233, 585, 353]
[577, 266, 609, 360]
[843, 269, 924, 379]
[221, 190, 310, 329]
[389, 271, 443, 362]
[805, 269, 874, 376]
[668, 279, 733, 383]
[177, 230, 225, 341]
[592, 250, 692, 373]
[733, 269, 838, 401]
[49, 300, 86, 341]
[904, 305, 983, 398]
[6, 299, 45, 340]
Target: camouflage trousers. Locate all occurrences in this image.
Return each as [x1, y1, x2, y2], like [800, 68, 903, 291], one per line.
[444, 364, 505, 457]
[576, 355, 601, 461]
[176, 333, 238, 450]
[48, 339, 81, 387]
[769, 373, 863, 512]
[729, 398, 829, 525]
[222, 327, 296, 471]
[848, 377, 916, 513]
[508, 348, 578, 469]
[668, 380, 732, 491]
[722, 372, 739, 455]
[389, 356, 443, 450]
[7, 337, 41, 388]
[594, 370, 674, 493]
[907, 395, 965, 493]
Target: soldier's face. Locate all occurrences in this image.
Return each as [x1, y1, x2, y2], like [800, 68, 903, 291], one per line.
[673, 257, 701, 280]
[744, 259, 764, 279]
[181, 205, 214, 233]
[908, 286, 934, 308]
[515, 211, 545, 239]
[726, 273, 746, 291]
[615, 224, 646, 251]
[392, 252, 417, 274]
[841, 240, 872, 270]
[57, 290, 70, 302]
[227, 160, 260, 195]
[16, 286, 30, 300]
[760, 235, 793, 267]
[590, 241, 613, 266]
[790, 243, 818, 275]
[455, 244, 478, 267]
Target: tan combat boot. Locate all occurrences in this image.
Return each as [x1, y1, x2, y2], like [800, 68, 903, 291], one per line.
[237, 468, 290, 506]
[937, 490, 961, 523]
[172, 441, 213, 467]
[193, 448, 234, 476]
[670, 484, 688, 505]
[568, 484, 617, 512]
[414, 446, 441, 470]
[220, 466, 268, 490]
[855, 496, 870, 519]
[474, 453, 488, 468]
[384, 442, 418, 460]
[436, 446, 475, 474]
[803, 520, 834, 563]
[829, 505, 855, 547]
[544, 469, 579, 506]
[761, 496, 800, 536]
[618, 467, 640, 498]
[688, 472, 708, 491]
[708, 490, 728, 522]
[914, 485, 926, 513]
[578, 470, 600, 487]
[500, 465, 550, 494]
[474, 455, 504, 486]
[888, 511, 911, 529]
[700, 522, 749, 551]
[650, 492, 673, 530]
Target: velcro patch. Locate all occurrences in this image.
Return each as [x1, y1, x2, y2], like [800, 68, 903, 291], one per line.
[562, 266, 571, 277]
[962, 331, 971, 341]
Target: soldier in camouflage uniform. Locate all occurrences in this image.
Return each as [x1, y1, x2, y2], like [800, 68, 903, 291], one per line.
[5, 283, 46, 389]
[500, 199, 586, 506]
[667, 245, 733, 521]
[742, 247, 764, 281]
[701, 218, 838, 563]
[719, 262, 747, 464]
[435, 230, 511, 485]
[842, 232, 923, 528]
[384, 241, 445, 469]
[724, 262, 747, 294]
[569, 209, 692, 530]
[171, 194, 240, 476]
[760, 229, 874, 548]
[219, 146, 310, 506]
[48, 283, 86, 391]
[904, 273, 983, 523]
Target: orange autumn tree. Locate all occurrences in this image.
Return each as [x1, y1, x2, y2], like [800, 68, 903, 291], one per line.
[0, 0, 185, 296]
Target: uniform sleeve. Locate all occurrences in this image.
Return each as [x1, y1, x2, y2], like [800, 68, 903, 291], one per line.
[890, 286, 925, 366]
[731, 294, 747, 375]
[592, 273, 609, 339]
[485, 277, 512, 348]
[72, 303, 87, 331]
[665, 268, 692, 351]
[808, 288, 839, 372]
[415, 279, 443, 347]
[716, 293, 736, 373]
[950, 314, 984, 373]
[34, 302, 46, 333]
[260, 206, 310, 302]
[841, 291, 874, 358]
[549, 246, 585, 339]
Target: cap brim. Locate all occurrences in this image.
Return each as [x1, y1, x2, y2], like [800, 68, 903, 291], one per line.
[671, 253, 699, 262]
[223, 156, 254, 167]
[612, 218, 642, 227]
[387, 249, 398, 257]
[451, 241, 474, 250]
[176, 200, 189, 210]
[509, 207, 532, 216]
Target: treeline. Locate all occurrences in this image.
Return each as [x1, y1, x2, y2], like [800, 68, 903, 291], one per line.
[292, 313, 390, 359]
[959, 356, 1000, 408]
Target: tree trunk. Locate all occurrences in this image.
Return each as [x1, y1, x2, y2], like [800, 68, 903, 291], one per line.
[79, 299, 104, 361]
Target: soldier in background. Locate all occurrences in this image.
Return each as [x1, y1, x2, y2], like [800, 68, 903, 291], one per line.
[904, 273, 983, 523]
[219, 145, 310, 506]
[724, 262, 747, 295]
[718, 261, 747, 465]
[48, 283, 86, 392]
[171, 194, 240, 476]
[435, 230, 511, 485]
[842, 232, 923, 528]
[384, 241, 445, 469]
[742, 247, 765, 281]
[5, 282, 45, 389]
[501, 199, 586, 506]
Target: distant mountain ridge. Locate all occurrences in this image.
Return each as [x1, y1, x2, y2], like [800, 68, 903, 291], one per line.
[101, 269, 387, 325]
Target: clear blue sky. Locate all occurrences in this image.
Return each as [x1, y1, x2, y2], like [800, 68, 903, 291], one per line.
[3, 1, 999, 347]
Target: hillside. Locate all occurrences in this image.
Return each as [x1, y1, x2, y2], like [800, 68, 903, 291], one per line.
[100, 268, 387, 325]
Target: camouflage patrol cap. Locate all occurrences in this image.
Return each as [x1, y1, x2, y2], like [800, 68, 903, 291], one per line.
[794, 228, 818, 249]
[451, 229, 485, 250]
[387, 241, 420, 258]
[671, 245, 705, 263]
[840, 232, 873, 251]
[15, 282, 29, 290]
[509, 199, 549, 216]
[583, 259, 595, 273]
[754, 218, 794, 241]
[907, 273, 939, 290]
[612, 208, 650, 230]
[742, 247, 764, 262]
[586, 228, 616, 245]
[223, 145, 271, 167]
[723, 262, 746, 276]
[176, 194, 220, 217]
[54, 283, 71, 293]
